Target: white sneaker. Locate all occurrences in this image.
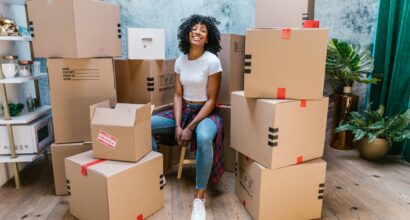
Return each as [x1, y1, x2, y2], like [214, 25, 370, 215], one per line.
[191, 198, 206, 220]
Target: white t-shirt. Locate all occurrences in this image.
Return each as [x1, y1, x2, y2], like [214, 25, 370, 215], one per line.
[174, 51, 222, 102]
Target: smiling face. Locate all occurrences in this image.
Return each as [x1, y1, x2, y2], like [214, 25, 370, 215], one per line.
[189, 23, 208, 48]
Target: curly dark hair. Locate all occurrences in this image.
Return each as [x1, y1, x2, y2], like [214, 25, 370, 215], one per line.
[177, 14, 222, 55]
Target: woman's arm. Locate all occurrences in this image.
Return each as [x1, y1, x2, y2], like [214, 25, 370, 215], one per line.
[180, 72, 222, 146]
[173, 74, 184, 144]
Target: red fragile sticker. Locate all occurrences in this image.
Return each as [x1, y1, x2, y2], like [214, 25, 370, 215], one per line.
[281, 28, 292, 39]
[277, 88, 286, 99]
[297, 156, 303, 164]
[136, 214, 143, 220]
[97, 130, 117, 149]
[300, 100, 307, 108]
[242, 200, 246, 207]
[81, 159, 106, 176]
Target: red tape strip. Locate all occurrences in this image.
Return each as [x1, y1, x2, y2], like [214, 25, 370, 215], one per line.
[297, 156, 303, 164]
[300, 100, 307, 108]
[281, 28, 292, 39]
[277, 88, 286, 99]
[304, 20, 320, 28]
[136, 214, 144, 220]
[81, 159, 106, 176]
[245, 156, 250, 162]
[242, 200, 246, 207]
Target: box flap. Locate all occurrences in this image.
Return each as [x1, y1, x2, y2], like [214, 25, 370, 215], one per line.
[90, 100, 112, 120]
[67, 150, 162, 177]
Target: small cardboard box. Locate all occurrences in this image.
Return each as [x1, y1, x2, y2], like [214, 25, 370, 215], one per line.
[219, 105, 236, 172]
[217, 34, 245, 105]
[27, 0, 121, 58]
[256, 0, 315, 28]
[66, 151, 165, 220]
[158, 144, 181, 172]
[115, 59, 176, 108]
[235, 153, 326, 220]
[51, 142, 92, 195]
[244, 28, 328, 100]
[90, 101, 152, 162]
[48, 58, 117, 144]
[127, 28, 165, 60]
[231, 91, 328, 169]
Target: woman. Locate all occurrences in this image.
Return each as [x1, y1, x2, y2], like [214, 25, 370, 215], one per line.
[151, 14, 224, 220]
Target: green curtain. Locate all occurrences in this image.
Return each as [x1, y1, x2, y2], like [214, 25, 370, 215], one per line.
[370, 0, 410, 160]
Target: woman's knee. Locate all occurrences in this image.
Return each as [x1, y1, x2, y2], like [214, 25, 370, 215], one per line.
[196, 130, 214, 147]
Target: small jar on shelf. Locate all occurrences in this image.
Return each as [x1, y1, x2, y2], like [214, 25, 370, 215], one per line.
[1, 55, 19, 79]
[18, 60, 33, 77]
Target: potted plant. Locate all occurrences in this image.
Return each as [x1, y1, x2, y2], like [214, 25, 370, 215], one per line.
[326, 38, 379, 150]
[335, 105, 410, 160]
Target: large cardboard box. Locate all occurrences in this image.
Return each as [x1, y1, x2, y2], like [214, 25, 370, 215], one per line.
[27, 0, 121, 58]
[127, 28, 165, 60]
[217, 34, 245, 105]
[51, 142, 92, 195]
[235, 153, 326, 220]
[115, 59, 176, 107]
[90, 101, 152, 162]
[48, 58, 117, 144]
[244, 28, 328, 100]
[231, 91, 328, 169]
[219, 105, 236, 172]
[66, 151, 165, 220]
[256, 0, 315, 28]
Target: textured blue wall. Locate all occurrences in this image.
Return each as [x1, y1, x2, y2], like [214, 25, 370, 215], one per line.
[40, 0, 379, 106]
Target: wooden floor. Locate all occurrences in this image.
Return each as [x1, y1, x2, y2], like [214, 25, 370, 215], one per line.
[0, 146, 410, 220]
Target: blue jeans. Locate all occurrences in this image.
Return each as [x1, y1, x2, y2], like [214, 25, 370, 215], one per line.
[151, 115, 217, 190]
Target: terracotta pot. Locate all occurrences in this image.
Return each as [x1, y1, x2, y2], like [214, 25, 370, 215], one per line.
[330, 86, 359, 150]
[357, 138, 391, 161]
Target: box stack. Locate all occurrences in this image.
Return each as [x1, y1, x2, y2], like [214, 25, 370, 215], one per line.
[231, 1, 330, 219]
[27, 1, 165, 219]
[115, 28, 176, 108]
[217, 34, 245, 172]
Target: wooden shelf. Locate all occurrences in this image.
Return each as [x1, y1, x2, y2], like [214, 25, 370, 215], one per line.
[0, 36, 31, 42]
[0, 105, 51, 125]
[0, 73, 47, 84]
[0, 146, 48, 163]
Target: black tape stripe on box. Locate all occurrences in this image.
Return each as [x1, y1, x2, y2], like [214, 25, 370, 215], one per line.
[147, 77, 155, 81]
[319, 183, 325, 188]
[117, 29, 121, 33]
[318, 195, 323, 199]
[268, 141, 278, 147]
[245, 54, 252, 59]
[244, 69, 251, 74]
[160, 174, 164, 179]
[31, 33, 35, 37]
[160, 185, 164, 190]
[66, 179, 70, 184]
[117, 23, 121, 27]
[269, 127, 279, 133]
[68, 191, 71, 196]
[147, 82, 154, 86]
[244, 62, 251, 66]
[268, 135, 278, 140]
[147, 88, 154, 91]
[302, 17, 309, 20]
[319, 189, 324, 194]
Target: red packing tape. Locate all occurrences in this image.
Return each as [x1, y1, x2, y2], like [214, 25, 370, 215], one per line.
[136, 214, 144, 220]
[81, 159, 106, 176]
[297, 156, 303, 164]
[277, 88, 286, 99]
[300, 100, 307, 108]
[242, 200, 246, 207]
[281, 28, 292, 39]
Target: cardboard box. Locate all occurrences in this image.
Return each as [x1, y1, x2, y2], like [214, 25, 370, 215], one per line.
[27, 0, 121, 58]
[219, 105, 236, 172]
[255, 0, 315, 28]
[48, 58, 117, 144]
[158, 144, 181, 171]
[115, 59, 176, 107]
[90, 101, 152, 162]
[244, 28, 328, 100]
[66, 151, 165, 220]
[127, 28, 165, 60]
[235, 153, 326, 220]
[217, 34, 245, 105]
[51, 142, 92, 195]
[231, 91, 328, 169]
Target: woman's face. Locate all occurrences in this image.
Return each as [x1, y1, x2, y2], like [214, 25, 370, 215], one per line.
[189, 23, 208, 48]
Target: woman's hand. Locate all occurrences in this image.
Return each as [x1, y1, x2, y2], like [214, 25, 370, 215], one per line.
[175, 126, 183, 145]
[180, 127, 194, 147]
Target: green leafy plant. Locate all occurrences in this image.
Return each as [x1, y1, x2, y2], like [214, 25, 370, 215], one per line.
[326, 38, 378, 87]
[335, 105, 410, 143]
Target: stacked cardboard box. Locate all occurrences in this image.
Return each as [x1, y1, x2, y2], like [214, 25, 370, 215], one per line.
[27, 0, 121, 196]
[217, 34, 245, 172]
[231, 3, 330, 218]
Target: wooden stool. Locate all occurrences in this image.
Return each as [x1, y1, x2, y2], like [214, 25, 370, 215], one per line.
[177, 145, 196, 179]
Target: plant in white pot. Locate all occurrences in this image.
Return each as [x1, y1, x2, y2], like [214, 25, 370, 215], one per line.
[326, 38, 379, 150]
[335, 105, 410, 160]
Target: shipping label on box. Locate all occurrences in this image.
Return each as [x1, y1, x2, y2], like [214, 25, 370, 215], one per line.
[90, 101, 152, 162]
[244, 28, 328, 100]
[231, 91, 328, 169]
[65, 151, 165, 220]
[235, 153, 326, 220]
